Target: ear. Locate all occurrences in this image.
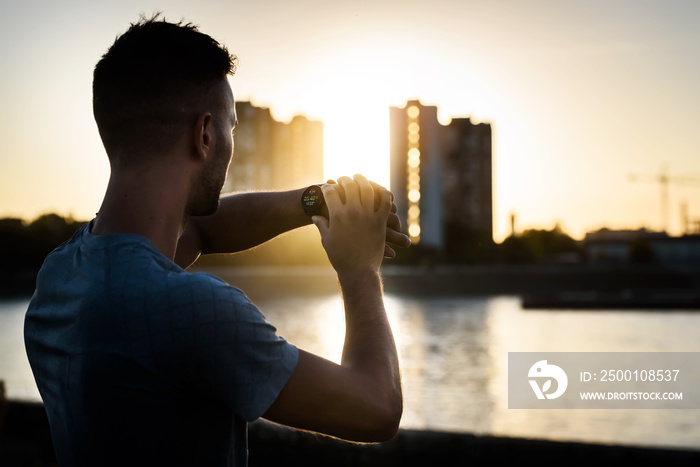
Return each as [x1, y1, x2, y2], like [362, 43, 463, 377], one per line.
[193, 112, 214, 161]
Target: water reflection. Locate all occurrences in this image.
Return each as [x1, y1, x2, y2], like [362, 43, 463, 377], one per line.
[256, 294, 346, 364]
[486, 297, 700, 449]
[384, 295, 496, 434]
[261, 294, 700, 449]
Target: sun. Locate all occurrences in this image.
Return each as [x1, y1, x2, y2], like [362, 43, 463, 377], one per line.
[289, 41, 416, 190]
[322, 106, 391, 188]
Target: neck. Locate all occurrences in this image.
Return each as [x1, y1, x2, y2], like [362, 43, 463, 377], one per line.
[92, 163, 192, 261]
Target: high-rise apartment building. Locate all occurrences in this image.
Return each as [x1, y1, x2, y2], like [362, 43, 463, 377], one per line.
[223, 101, 323, 193]
[390, 100, 492, 256]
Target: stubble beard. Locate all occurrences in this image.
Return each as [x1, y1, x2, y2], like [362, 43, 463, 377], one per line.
[187, 158, 226, 217]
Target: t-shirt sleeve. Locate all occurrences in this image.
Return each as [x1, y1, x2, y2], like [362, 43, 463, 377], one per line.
[184, 273, 299, 422]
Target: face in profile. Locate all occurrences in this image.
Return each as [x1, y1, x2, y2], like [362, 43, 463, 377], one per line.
[188, 80, 236, 216]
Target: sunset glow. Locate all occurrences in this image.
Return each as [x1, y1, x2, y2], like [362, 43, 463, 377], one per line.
[1, 1, 699, 242]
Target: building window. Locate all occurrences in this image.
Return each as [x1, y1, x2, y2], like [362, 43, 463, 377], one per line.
[407, 106, 421, 244]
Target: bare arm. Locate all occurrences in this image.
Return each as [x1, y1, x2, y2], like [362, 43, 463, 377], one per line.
[263, 175, 403, 441]
[175, 181, 410, 269]
[175, 189, 308, 268]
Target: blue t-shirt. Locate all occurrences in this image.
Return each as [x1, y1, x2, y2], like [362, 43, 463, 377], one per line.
[24, 221, 299, 466]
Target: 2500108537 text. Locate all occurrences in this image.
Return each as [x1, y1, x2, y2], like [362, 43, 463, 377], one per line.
[510, 352, 700, 409]
[581, 369, 679, 383]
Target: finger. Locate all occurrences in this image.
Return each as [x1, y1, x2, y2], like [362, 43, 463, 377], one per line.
[369, 179, 394, 198]
[387, 212, 401, 232]
[331, 183, 346, 204]
[369, 180, 392, 211]
[376, 187, 393, 217]
[386, 228, 411, 248]
[384, 244, 396, 258]
[337, 176, 359, 205]
[354, 174, 374, 210]
[326, 179, 337, 184]
[365, 179, 392, 215]
[321, 184, 343, 213]
[369, 180, 387, 192]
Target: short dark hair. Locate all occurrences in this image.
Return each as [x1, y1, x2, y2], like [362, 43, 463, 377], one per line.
[93, 14, 237, 166]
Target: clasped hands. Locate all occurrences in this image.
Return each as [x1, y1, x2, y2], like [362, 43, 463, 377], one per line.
[312, 175, 411, 266]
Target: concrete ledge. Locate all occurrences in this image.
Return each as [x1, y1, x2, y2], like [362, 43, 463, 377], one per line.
[248, 419, 700, 466]
[2, 401, 699, 466]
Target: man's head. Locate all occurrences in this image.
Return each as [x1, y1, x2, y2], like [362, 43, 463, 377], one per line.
[92, 15, 237, 169]
[186, 78, 237, 216]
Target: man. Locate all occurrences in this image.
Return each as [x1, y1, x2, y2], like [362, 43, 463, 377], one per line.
[24, 16, 408, 466]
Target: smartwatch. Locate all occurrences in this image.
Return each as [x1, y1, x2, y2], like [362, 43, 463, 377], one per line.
[301, 184, 328, 217]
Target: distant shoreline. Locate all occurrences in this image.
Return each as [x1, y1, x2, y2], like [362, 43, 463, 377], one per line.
[5, 264, 700, 305]
[191, 264, 700, 302]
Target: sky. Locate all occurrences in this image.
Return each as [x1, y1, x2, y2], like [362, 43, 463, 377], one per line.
[1, 0, 699, 242]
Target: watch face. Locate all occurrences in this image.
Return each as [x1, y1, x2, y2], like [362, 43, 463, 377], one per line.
[301, 184, 325, 215]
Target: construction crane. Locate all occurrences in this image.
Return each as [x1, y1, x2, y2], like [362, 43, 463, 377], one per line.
[628, 166, 700, 233]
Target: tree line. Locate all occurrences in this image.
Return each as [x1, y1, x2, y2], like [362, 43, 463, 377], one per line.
[0, 214, 84, 273]
[0, 214, 583, 272]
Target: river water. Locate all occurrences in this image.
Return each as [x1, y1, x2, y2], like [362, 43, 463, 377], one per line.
[3, 290, 700, 451]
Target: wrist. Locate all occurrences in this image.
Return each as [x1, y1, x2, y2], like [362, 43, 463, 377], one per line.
[337, 268, 383, 292]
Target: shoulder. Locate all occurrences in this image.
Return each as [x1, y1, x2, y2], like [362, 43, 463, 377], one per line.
[167, 270, 251, 306]
[161, 270, 265, 323]
[36, 222, 90, 269]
